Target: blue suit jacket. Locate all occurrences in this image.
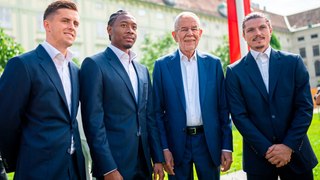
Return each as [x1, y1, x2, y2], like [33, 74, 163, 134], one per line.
[152, 50, 232, 166]
[0, 45, 85, 179]
[226, 49, 318, 174]
[79, 48, 164, 178]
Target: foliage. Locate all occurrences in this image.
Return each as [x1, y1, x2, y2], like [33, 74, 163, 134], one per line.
[270, 33, 281, 50]
[140, 33, 176, 75]
[212, 35, 230, 74]
[0, 28, 24, 73]
[72, 57, 80, 67]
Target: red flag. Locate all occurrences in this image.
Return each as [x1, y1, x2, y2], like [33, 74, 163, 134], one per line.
[227, 0, 251, 64]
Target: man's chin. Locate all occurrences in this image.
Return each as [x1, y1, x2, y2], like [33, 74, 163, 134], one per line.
[124, 44, 133, 49]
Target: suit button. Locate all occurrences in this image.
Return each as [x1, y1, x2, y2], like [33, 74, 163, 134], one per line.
[271, 115, 275, 119]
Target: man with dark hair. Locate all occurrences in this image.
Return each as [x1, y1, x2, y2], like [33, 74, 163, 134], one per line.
[0, 1, 85, 179]
[80, 10, 164, 180]
[226, 12, 318, 180]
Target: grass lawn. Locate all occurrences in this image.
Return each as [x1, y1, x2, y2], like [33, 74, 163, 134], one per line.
[5, 114, 320, 180]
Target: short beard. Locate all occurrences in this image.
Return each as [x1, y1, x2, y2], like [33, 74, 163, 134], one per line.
[124, 44, 133, 49]
[255, 45, 265, 50]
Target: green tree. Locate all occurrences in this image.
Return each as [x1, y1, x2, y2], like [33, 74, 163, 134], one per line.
[140, 33, 176, 75]
[212, 35, 230, 74]
[0, 28, 24, 73]
[270, 33, 281, 50]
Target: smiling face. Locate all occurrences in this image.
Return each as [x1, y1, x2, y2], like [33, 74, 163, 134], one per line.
[107, 14, 137, 53]
[172, 14, 202, 58]
[44, 8, 79, 55]
[242, 17, 272, 53]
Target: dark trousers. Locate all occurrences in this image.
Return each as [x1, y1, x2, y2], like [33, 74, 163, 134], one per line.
[98, 138, 150, 180]
[68, 153, 80, 180]
[169, 133, 219, 180]
[133, 140, 150, 179]
[247, 166, 314, 180]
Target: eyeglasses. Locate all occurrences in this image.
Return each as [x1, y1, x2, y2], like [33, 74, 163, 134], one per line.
[177, 26, 200, 33]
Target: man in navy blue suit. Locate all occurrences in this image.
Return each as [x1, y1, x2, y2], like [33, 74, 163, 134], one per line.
[226, 12, 318, 180]
[80, 10, 164, 180]
[0, 1, 85, 179]
[152, 11, 233, 179]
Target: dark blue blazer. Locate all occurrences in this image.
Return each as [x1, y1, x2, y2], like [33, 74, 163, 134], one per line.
[152, 50, 232, 166]
[226, 49, 318, 174]
[0, 45, 85, 179]
[79, 48, 164, 178]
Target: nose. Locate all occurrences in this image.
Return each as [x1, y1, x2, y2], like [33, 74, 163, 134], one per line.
[68, 22, 77, 30]
[126, 27, 135, 34]
[255, 28, 262, 35]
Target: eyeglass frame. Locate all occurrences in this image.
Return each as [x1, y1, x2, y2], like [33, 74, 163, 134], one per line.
[175, 26, 201, 33]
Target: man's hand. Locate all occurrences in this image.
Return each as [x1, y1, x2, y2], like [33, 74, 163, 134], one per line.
[265, 144, 292, 168]
[220, 151, 233, 172]
[163, 149, 175, 175]
[104, 170, 123, 180]
[153, 163, 164, 180]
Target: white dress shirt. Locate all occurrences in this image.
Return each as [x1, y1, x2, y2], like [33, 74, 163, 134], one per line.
[109, 44, 138, 101]
[41, 41, 75, 154]
[179, 50, 203, 127]
[250, 46, 271, 93]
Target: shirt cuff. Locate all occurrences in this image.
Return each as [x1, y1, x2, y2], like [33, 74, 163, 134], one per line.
[222, 149, 232, 152]
[104, 169, 117, 176]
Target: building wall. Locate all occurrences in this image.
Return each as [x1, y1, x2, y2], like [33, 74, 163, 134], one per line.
[1, 0, 320, 86]
[289, 25, 320, 87]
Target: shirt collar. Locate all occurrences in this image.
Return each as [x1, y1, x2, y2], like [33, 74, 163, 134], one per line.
[109, 44, 137, 63]
[178, 49, 197, 62]
[250, 45, 271, 61]
[41, 41, 74, 62]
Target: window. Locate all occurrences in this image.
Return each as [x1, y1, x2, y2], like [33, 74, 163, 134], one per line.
[297, 37, 304, 41]
[315, 60, 320, 76]
[299, 47, 306, 58]
[313, 45, 320, 57]
[311, 34, 318, 39]
[0, 7, 12, 28]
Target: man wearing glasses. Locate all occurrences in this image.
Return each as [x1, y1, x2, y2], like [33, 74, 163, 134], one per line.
[152, 11, 233, 179]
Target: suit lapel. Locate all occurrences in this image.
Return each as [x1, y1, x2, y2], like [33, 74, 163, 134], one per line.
[105, 48, 137, 104]
[37, 45, 69, 110]
[133, 62, 144, 108]
[197, 53, 207, 106]
[69, 62, 79, 119]
[244, 53, 269, 103]
[268, 49, 282, 99]
[167, 50, 186, 111]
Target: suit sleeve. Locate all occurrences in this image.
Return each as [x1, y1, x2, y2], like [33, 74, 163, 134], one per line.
[226, 66, 272, 156]
[152, 61, 169, 150]
[216, 61, 233, 151]
[282, 55, 313, 151]
[79, 58, 117, 176]
[0, 57, 30, 172]
[145, 68, 164, 163]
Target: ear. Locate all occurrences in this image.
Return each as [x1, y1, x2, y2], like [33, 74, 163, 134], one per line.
[43, 20, 50, 32]
[172, 31, 178, 42]
[198, 29, 203, 37]
[107, 25, 112, 36]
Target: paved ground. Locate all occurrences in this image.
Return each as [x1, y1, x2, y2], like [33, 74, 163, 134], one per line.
[221, 170, 246, 180]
